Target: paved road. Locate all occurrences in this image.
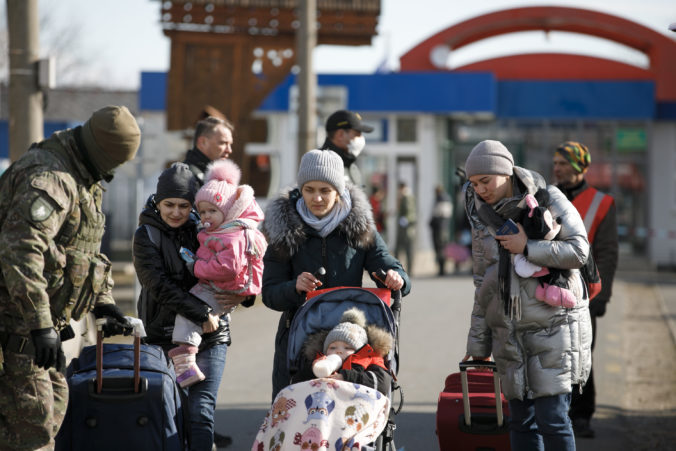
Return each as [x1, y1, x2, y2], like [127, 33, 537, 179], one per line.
[111, 256, 676, 450]
[213, 275, 476, 450]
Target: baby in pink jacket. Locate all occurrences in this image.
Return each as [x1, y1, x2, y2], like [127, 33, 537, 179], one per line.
[169, 159, 267, 387]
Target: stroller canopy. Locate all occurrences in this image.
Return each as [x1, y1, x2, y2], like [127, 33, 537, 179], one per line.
[287, 287, 398, 375]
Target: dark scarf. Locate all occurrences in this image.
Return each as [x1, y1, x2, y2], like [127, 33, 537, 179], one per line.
[556, 179, 585, 202]
[475, 178, 528, 317]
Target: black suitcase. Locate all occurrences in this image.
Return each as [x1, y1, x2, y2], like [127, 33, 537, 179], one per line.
[55, 320, 187, 451]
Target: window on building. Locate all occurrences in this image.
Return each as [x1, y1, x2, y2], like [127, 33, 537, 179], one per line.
[396, 118, 417, 142]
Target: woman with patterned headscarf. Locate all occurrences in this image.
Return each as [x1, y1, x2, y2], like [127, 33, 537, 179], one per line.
[553, 140, 619, 438]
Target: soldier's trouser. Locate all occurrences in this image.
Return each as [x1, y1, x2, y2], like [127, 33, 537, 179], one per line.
[0, 350, 68, 450]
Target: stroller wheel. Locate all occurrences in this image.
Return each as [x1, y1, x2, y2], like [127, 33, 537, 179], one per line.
[379, 438, 396, 451]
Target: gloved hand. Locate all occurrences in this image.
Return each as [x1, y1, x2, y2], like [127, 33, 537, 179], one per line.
[93, 304, 133, 337]
[588, 299, 607, 317]
[30, 327, 65, 370]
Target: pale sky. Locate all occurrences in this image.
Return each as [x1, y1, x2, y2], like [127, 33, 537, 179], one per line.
[2, 0, 675, 89]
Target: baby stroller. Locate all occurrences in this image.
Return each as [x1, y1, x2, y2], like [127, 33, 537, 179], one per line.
[288, 281, 403, 451]
[252, 272, 403, 451]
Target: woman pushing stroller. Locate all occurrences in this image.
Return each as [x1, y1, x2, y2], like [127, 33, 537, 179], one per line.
[261, 149, 411, 400]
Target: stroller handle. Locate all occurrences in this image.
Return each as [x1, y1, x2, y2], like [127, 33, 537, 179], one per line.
[374, 269, 402, 315]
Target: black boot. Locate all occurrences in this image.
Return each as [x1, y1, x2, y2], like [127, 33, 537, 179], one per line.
[213, 432, 232, 448]
[572, 417, 595, 438]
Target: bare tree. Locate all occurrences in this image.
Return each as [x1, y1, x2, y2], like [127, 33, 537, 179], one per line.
[37, 4, 110, 87]
[1, 2, 104, 87]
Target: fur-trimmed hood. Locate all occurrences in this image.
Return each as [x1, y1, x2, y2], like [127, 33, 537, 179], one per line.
[302, 324, 393, 362]
[262, 184, 375, 259]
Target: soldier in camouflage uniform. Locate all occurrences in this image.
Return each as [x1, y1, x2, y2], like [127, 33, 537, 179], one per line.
[0, 105, 141, 450]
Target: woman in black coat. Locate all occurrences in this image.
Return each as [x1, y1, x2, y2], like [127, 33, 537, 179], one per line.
[132, 163, 239, 450]
[262, 150, 411, 399]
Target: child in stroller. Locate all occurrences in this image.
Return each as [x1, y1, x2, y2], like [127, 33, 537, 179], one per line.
[296, 307, 393, 396]
[252, 287, 400, 451]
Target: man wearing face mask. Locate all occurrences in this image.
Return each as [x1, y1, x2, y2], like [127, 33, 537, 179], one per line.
[320, 110, 374, 187]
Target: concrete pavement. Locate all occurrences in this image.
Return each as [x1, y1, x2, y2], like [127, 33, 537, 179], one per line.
[211, 274, 476, 450]
[110, 253, 676, 450]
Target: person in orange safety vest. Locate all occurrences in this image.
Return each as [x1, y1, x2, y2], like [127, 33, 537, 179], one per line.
[553, 141, 619, 439]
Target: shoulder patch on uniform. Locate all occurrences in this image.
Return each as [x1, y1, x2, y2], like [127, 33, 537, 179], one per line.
[30, 173, 71, 210]
[30, 196, 55, 222]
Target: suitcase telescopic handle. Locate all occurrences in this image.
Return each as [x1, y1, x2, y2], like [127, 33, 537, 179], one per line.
[95, 319, 141, 394]
[458, 360, 504, 428]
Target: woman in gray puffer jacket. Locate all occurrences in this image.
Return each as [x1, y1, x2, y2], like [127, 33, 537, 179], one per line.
[463, 140, 592, 451]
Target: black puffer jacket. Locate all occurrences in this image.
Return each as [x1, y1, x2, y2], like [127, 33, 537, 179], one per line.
[183, 147, 211, 187]
[132, 195, 231, 349]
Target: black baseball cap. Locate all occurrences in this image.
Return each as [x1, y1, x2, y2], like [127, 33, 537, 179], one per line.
[325, 110, 374, 133]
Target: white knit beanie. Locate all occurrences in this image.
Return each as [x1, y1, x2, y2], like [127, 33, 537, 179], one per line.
[297, 149, 345, 193]
[465, 140, 514, 178]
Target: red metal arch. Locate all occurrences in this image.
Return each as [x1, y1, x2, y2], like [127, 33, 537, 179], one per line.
[399, 6, 676, 101]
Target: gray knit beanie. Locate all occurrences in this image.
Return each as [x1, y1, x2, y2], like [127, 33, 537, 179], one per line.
[297, 149, 345, 193]
[464, 140, 514, 178]
[156, 162, 199, 204]
[323, 308, 368, 354]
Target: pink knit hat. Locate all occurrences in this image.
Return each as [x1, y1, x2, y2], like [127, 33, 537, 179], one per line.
[194, 159, 255, 222]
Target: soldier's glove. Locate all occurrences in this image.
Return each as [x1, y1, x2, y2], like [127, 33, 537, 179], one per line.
[30, 327, 65, 370]
[93, 304, 133, 337]
[588, 299, 607, 317]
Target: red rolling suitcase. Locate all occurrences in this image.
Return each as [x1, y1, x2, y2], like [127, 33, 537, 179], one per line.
[436, 361, 510, 451]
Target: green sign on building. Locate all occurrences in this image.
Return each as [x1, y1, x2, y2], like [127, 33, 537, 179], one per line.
[616, 128, 646, 152]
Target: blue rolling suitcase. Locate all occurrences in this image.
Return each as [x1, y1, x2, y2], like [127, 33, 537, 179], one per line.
[55, 322, 187, 451]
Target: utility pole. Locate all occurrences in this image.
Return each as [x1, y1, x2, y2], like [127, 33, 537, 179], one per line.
[7, 0, 43, 162]
[296, 0, 317, 165]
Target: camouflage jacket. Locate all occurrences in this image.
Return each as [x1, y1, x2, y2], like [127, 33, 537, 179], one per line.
[0, 129, 115, 334]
